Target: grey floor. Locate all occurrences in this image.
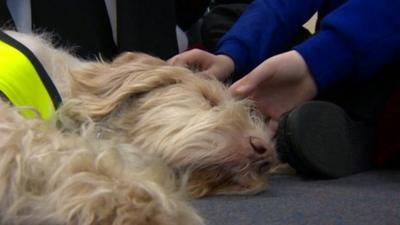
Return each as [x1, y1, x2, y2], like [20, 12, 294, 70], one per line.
[193, 170, 400, 225]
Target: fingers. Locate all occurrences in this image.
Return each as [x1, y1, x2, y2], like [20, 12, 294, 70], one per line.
[168, 49, 210, 69]
[168, 52, 190, 67]
[206, 55, 235, 81]
[169, 50, 235, 81]
[229, 59, 274, 98]
[229, 77, 253, 99]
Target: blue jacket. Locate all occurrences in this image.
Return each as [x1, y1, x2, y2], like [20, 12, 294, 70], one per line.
[216, 0, 400, 90]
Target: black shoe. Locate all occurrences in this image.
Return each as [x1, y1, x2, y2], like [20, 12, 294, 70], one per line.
[276, 101, 375, 178]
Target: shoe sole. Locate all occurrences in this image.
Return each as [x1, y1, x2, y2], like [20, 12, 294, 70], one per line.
[277, 101, 374, 178]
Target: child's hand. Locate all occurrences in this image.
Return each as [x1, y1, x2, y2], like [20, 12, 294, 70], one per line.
[168, 49, 234, 81]
[229, 50, 318, 132]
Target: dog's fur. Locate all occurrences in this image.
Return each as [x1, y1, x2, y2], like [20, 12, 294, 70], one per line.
[0, 30, 277, 225]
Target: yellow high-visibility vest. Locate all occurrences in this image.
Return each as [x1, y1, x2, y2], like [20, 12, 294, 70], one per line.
[0, 31, 61, 120]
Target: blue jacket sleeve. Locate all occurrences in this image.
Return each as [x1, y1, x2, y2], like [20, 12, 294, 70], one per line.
[215, 0, 325, 75]
[294, 0, 400, 89]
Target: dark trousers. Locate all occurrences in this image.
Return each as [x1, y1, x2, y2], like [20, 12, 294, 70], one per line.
[1, 0, 179, 60]
[31, 0, 117, 59]
[318, 61, 400, 167]
[2, 0, 213, 60]
[116, 0, 178, 60]
[0, 0, 14, 28]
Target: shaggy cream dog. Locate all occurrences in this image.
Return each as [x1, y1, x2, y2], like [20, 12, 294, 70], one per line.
[0, 30, 277, 225]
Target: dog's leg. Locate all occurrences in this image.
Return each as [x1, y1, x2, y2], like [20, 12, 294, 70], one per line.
[34, 155, 203, 225]
[38, 147, 204, 225]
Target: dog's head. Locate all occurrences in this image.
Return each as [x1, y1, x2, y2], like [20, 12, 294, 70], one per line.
[67, 52, 278, 197]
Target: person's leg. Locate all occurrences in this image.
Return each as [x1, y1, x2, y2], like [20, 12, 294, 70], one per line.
[116, 0, 178, 60]
[200, 4, 249, 52]
[0, 0, 14, 28]
[31, 0, 117, 59]
[277, 61, 400, 178]
[176, 0, 210, 31]
[373, 61, 400, 168]
[375, 83, 400, 168]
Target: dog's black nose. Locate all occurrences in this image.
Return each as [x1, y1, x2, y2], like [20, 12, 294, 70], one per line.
[249, 136, 267, 154]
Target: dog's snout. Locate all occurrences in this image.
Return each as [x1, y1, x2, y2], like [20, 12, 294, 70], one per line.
[249, 136, 267, 154]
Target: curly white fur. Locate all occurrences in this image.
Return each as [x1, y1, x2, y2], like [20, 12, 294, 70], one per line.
[0, 102, 204, 225]
[0, 30, 277, 224]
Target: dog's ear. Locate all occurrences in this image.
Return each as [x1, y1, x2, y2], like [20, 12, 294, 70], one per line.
[69, 58, 191, 119]
[112, 52, 167, 66]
